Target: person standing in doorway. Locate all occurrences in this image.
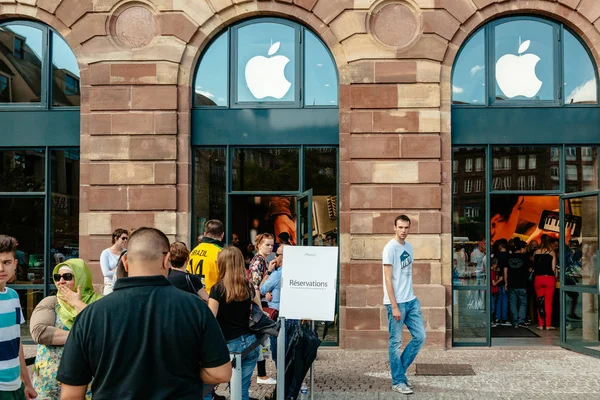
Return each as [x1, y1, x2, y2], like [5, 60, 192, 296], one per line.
[505, 238, 530, 327]
[383, 215, 426, 395]
[188, 220, 225, 294]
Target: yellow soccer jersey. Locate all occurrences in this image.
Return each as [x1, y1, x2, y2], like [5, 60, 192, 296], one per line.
[187, 238, 223, 294]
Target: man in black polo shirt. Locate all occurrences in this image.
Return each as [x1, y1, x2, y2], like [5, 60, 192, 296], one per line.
[57, 228, 231, 399]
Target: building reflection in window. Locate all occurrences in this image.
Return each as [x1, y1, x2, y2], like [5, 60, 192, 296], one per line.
[0, 25, 43, 103]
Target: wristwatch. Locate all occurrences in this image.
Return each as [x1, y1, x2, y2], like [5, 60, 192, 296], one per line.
[267, 270, 273, 275]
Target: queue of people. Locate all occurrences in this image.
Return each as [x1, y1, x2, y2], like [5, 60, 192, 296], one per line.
[0, 218, 293, 400]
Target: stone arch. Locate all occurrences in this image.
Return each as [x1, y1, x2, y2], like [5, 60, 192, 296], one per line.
[178, 1, 349, 107]
[441, 0, 600, 114]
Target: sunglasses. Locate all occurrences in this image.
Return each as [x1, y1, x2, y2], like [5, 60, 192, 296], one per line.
[53, 273, 74, 282]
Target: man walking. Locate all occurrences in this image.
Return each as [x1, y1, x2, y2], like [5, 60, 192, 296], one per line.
[383, 215, 426, 395]
[57, 228, 232, 399]
[188, 220, 225, 294]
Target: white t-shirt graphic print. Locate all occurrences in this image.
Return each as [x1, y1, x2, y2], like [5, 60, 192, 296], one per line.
[382, 239, 416, 305]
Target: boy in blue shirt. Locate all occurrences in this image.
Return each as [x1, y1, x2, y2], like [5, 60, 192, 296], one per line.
[0, 235, 36, 400]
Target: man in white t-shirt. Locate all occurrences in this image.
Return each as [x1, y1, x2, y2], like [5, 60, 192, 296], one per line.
[382, 215, 426, 395]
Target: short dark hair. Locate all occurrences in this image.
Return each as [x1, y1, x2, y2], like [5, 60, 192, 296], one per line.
[0, 235, 17, 256]
[394, 215, 411, 226]
[111, 228, 128, 244]
[204, 220, 224, 238]
[127, 227, 170, 263]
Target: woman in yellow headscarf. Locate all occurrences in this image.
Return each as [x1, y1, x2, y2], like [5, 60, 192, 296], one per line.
[29, 259, 102, 399]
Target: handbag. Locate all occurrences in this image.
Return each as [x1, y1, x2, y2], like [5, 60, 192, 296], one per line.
[249, 301, 280, 337]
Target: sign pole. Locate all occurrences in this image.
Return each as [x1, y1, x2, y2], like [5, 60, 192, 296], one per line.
[310, 320, 315, 400]
[276, 317, 286, 400]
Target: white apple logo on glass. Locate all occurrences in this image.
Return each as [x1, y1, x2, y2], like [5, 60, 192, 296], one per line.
[495, 40, 542, 98]
[245, 41, 291, 100]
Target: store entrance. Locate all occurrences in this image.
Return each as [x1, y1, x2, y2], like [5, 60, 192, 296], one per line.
[489, 195, 562, 346]
[229, 191, 338, 342]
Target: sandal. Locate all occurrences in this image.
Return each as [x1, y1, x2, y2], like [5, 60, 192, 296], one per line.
[536, 326, 544, 330]
[547, 326, 556, 330]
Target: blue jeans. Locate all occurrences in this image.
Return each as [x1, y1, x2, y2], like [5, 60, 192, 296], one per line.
[386, 298, 426, 386]
[495, 286, 508, 321]
[509, 288, 527, 325]
[491, 292, 496, 320]
[205, 333, 260, 400]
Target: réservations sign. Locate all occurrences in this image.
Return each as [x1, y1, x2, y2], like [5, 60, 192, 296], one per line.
[279, 246, 338, 321]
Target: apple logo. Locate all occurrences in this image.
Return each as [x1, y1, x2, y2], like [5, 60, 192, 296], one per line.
[244, 41, 291, 100]
[495, 40, 542, 98]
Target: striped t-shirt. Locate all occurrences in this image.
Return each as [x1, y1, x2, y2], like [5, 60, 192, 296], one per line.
[0, 288, 24, 391]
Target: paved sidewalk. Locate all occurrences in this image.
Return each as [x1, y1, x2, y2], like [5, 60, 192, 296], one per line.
[25, 345, 600, 399]
[240, 347, 600, 399]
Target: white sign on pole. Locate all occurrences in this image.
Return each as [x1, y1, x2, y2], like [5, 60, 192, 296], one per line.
[279, 245, 338, 321]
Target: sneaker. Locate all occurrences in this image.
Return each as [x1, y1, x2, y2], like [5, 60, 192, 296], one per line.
[392, 383, 413, 394]
[501, 320, 511, 326]
[491, 321, 498, 328]
[404, 378, 413, 389]
[513, 324, 519, 328]
[523, 321, 531, 326]
[257, 377, 277, 385]
[518, 323, 527, 328]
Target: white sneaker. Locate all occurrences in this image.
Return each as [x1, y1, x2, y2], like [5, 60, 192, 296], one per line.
[392, 383, 413, 394]
[257, 377, 277, 385]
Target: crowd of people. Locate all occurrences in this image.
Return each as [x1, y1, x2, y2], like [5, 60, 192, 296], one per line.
[454, 234, 594, 330]
[0, 217, 291, 400]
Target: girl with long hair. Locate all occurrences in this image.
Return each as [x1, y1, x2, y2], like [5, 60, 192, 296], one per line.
[532, 234, 557, 329]
[208, 247, 261, 400]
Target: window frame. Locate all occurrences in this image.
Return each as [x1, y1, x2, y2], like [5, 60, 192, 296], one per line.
[0, 20, 79, 111]
[452, 15, 600, 108]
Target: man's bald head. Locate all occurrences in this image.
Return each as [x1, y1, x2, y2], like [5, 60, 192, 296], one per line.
[124, 228, 170, 276]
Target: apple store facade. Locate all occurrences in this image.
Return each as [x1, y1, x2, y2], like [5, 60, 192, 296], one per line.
[451, 16, 600, 355]
[6, 1, 600, 352]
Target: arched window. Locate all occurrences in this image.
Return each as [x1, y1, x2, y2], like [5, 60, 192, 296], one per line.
[193, 18, 338, 108]
[452, 17, 598, 106]
[0, 21, 80, 106]
[0, 20, 80, 341]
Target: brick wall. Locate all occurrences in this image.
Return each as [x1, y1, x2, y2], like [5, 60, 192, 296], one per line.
[4, 0, 600, 349]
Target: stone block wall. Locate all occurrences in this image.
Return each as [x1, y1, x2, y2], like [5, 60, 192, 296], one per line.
[3, 0, 600, 349]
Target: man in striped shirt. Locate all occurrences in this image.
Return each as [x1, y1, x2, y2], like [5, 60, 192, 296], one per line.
[0, 235, 36, 400]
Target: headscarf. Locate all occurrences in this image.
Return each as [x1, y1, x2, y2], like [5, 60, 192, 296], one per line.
[53, 259, 102, 329]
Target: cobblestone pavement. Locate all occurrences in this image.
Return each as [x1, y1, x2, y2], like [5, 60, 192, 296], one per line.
[25, 345, 600, 399]
[237, 347, 600, 399]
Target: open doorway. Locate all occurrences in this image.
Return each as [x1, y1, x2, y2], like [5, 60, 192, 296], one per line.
[487, 195, 584, 346]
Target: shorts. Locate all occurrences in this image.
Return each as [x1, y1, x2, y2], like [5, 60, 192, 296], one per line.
[0, 383, 25, 400]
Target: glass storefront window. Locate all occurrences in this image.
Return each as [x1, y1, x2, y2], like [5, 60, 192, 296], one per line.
[564, 196, 598, 288]
[231, 148, 299, 191]
[564, 29, 597, 104]
[304, 30, 337, 106]
[453, 147, 487, 286]
[305, 148, 337, 247]
[236, 22, 296, 103]
[452, 29, 486, 105]
[494, 20, 555, 101]
[0, 24, 43, 103]
[0, 198, 45, 284]
[565, 147, 598, 192]
[51, 33, 80, 107]
[492, 147, 560, 191]
[453, 290, 487, 343]
[194, 32, 228, 107]
[193, 148, 226, 238]
[0, 149, 45, 192]
[16, 288, 44, 342]
[50, 149, 80, 267]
